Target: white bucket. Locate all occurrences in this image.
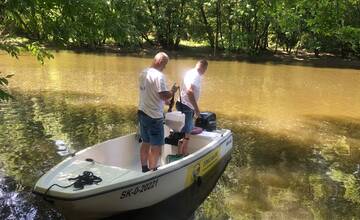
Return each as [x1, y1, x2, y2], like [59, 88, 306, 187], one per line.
[165, 111, 185, 132]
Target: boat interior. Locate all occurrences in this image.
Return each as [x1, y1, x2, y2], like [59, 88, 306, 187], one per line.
[35, 111, 228, 192]
[35, 127, 228, 193]
[76, 128, 216, 173]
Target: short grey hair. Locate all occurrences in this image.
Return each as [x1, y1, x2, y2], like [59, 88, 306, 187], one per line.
[154, 52, 169, 63]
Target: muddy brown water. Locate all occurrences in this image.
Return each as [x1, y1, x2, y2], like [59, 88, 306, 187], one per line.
[0, 51, 359, 219]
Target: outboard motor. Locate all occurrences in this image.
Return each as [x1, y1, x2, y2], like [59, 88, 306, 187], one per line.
[195, 112, 217, 131]
[164, 111, 186, 146]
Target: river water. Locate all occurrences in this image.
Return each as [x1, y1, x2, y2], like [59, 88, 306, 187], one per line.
[0, 51, 359, 219]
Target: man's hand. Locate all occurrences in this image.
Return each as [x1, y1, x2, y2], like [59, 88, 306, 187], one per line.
[194, 109, 200, 119]
[159, 83, 179, 101]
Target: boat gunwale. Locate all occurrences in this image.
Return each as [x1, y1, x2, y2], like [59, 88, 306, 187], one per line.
[33, 130, 232, 201]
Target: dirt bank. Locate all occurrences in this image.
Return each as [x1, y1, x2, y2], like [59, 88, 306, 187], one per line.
[48, 44, 360, 70]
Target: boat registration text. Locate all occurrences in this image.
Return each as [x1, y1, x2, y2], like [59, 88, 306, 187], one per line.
[120, 178, 159, 199]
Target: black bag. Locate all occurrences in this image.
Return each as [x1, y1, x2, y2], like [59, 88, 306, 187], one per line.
[195, 112, 217, 131]
[165, 132, 185, 146]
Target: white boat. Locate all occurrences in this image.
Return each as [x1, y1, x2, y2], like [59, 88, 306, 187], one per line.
[33, 112, 233, 219]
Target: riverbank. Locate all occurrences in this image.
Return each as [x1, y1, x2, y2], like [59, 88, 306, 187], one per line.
[49, 44, 360, 70]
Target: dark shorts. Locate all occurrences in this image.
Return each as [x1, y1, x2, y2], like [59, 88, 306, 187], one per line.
[176, 101, 194, 134]
[138, 110, 164, 146]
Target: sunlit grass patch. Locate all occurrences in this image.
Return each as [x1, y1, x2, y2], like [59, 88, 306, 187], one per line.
[179, 40, 209, 48]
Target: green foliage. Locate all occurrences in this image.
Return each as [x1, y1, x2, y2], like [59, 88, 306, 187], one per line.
[271, 1, 304, 53]
[2, 0, 360, 55]
[26, 42, 54, 63]
[0, 0, 359, 74]
[0, 73, 14, 101]
[336, 26, 360, 57]
[1, 0, 359, 102]
[143, 0, 191, 49]
[1, 0, 149, 48]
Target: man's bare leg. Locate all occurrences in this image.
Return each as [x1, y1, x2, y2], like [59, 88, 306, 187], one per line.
[140, 142, 150, 172]
[149, 145, 161, 170]
[179, 133, 190, 155]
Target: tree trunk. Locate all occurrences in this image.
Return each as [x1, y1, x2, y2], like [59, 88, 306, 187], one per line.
[214, 0, 221, 55]
[166, 6, 172, 49]
[227, 4, 233, 50]
[199, 3, 214, 48]
[175, 0, 186, 49]
[295, 44, 300, 56]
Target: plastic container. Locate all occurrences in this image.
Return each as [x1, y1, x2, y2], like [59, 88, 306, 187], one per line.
[165, 111, 185, 132]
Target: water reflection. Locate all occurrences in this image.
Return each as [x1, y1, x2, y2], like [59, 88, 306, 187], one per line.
[1, 91, 359, 219]
[197, 114, 360, 219]
[0, 91, 137, 219]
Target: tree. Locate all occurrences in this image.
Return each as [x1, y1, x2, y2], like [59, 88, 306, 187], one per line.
[144, 0, 190, 49]
[271, 1, 304, 54]
[2, 0, 360, 70]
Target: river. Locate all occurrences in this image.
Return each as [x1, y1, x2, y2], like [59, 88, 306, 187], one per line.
[0, 51, 359, 219]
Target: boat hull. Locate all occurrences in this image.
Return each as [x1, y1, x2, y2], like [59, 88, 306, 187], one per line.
[40, 133, 233, 219]
[105, 150, 232, 220]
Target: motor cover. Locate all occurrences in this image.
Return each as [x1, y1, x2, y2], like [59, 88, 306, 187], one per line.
[195, 112, 216, 131]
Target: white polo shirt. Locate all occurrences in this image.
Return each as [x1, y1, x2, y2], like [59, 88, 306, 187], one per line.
[138, 67, 168, 119]
[180, 68, 201, 110]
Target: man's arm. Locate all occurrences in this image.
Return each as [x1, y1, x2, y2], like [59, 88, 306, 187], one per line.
[186, 85, 200, 117]
[159, 91, 173, 101]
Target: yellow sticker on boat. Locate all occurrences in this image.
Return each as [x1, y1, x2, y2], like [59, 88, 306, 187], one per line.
[185, 147, 221, 187]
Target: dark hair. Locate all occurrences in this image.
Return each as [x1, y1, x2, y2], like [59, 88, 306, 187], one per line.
[198, 59, 208, 68]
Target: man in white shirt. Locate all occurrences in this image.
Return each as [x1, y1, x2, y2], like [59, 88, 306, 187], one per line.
[176, 60, 208, 155]
[138, 52, 178, 172]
